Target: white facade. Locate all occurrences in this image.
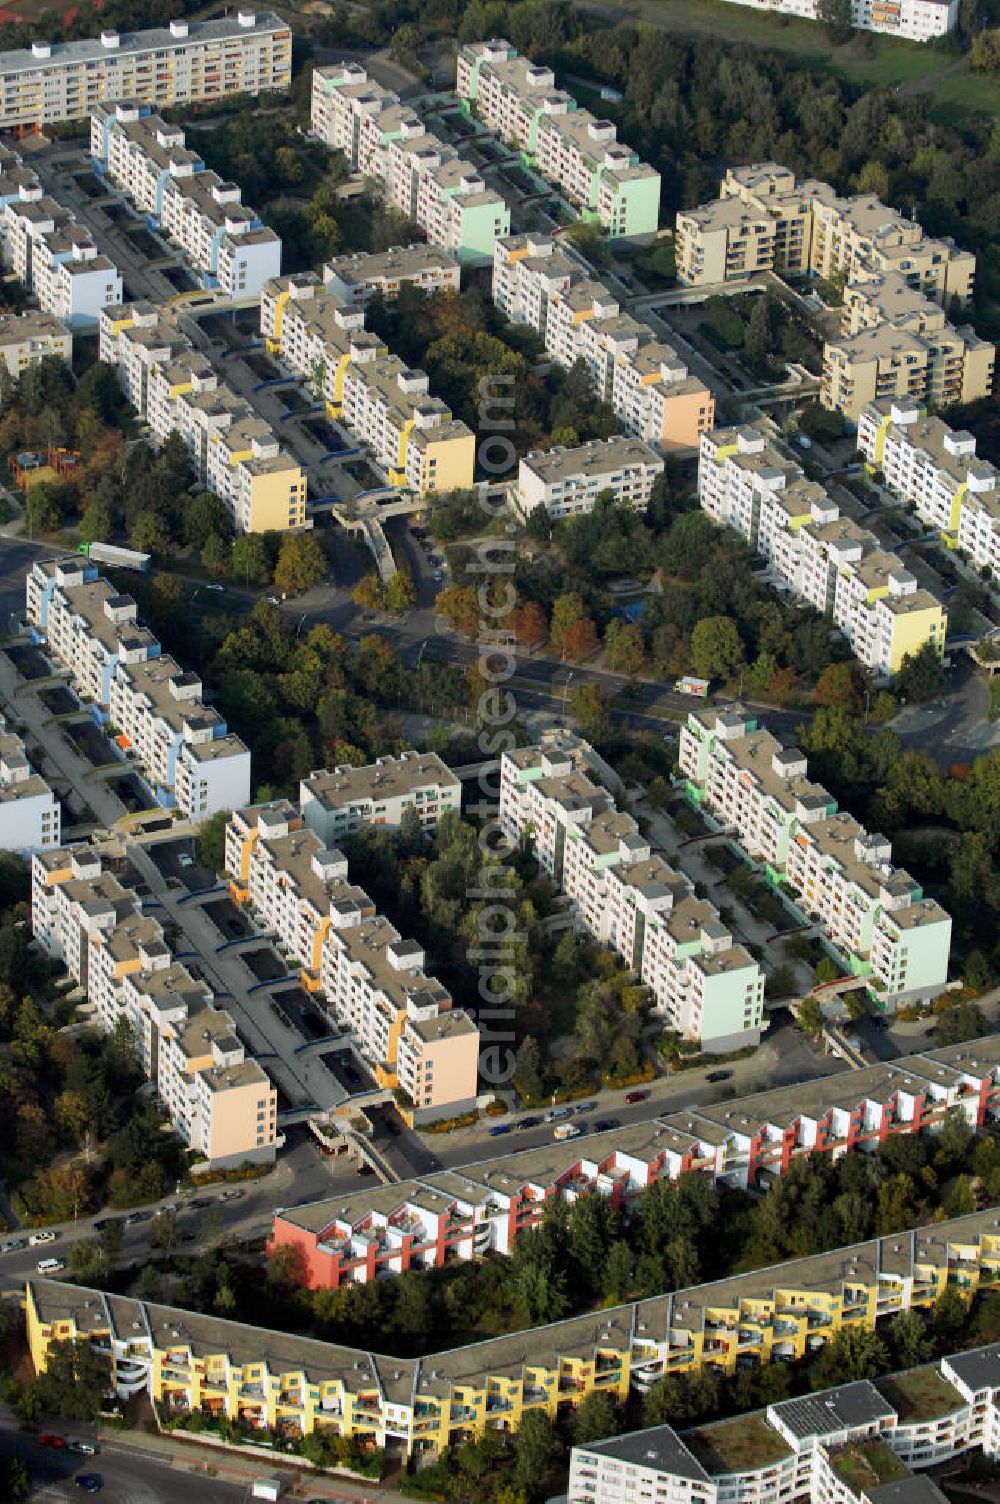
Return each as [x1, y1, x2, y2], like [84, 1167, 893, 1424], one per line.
[858, 398, 1000, 580]
[516, 436, 664, 520]
[679, 707, 952, 1004]
[99, 303, 306, 535]
[310, 63, 510, 264]
[717, 0, 957, 39]
[698, 424, 948, 679]
[0, 151, 122, 328]
[499, 733, 764, 1049]
[0, 717, 60, 854]
[30, 839, 276, 1167]
[92, 102, 281, 297]
[493, 234, 715, 452]
[0, 12, 291, 130]
[26, 555, 250, 818]
[322, 244, 460, 306]
[299, 752, 461, 844]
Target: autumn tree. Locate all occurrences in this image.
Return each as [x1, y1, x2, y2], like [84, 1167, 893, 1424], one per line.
[274, 531, 326, 595]
[435, 584, 479, 636]
[605, 618, 644, 674]
[352, 574, 384, 611]
[511, 599, 548, 647]
[385, 571, 416, 613]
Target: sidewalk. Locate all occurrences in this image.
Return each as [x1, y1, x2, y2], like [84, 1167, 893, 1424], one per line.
[102, 1422, 409, 1502]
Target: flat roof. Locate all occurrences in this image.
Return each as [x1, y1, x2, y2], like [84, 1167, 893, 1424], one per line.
[578, 1423, 712, 1484]
[521, 435, 663, 485]
[301, 751, 459, 812]
[0, 12, 288, 76]
[684, 1413, 792, 1475]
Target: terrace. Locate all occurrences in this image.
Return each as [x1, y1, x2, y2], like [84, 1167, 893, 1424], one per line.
[829, 1439, 910, 1494]
[878, 1366, 965, 1423]
[685, 1413, 793, 1475]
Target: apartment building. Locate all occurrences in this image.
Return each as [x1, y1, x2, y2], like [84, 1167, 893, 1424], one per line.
[515, 436, 664, 520]
[31, 839, 277, 1166]
[274, 1036, 1000, 1289]
[28, 1207, 1000, 1455]
[225, 800, 479, 1117]
[492, 234, 715, 452]
[92, 102, 281, 297]
[456, 40, 660, 237]
[260, 274, 475, 493]
[715, 0, 958, 37]
[299, 752, 460, 843]
[0, 310, 70, 379]
[26, 555, 250, 818]
[0, 716, 60, 853]
[678, 164, 975, 303]
[679, 706, 952, 1004]
[310, 62, 510, 263]
[0, 12, 291, 131]
[108, 652, 251, 818]
[323, 244, 460, 306]
[822, 315, 995, 426]
[698, 424, 947, 676]
[858, 398, 1000, 576]
[100, 303, 306, 533]
[570, 1344, 998, 1504]
[498, 733, 764, 1049]
[1, 181, 121, 328]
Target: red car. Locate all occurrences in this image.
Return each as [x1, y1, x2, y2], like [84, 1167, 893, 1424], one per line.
[624, 1090, 649, 1104]
[39, 1434, 66, 1448]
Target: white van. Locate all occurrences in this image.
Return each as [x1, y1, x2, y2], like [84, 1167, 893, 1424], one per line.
[553, 1123, 581, 1142]
[36, 1257, 66, 1274]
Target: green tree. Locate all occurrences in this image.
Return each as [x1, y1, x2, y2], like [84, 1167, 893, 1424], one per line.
[150, 1208, 180, 1252]
[690, 615, 743, 680]
[895, 642, 944, 704]
[570, 682, 611, 739]
[79, 498, 114, 543]
[574, 1390, 620, 1445]
[197, 809, 228, 873]
[817, 0, 854, 40]
[32, 1338, 111, 1422]
[273, 531, 326, 595]
[130, 509, 170, 556]
[605, 619, 645, 674]
[0, 1457, 29, 1501]
[202, 532, 231, 581]
[810, 1326, 888, 1388]
[512, 1410, 561, 1499]
[385, 571, 416, 613]
[183, 492, 233, 550]
[796, 996, 825, 1038]
[231, 532, 273, 587]
[24, 484, 60, 535]
[352, 574, 384, 611]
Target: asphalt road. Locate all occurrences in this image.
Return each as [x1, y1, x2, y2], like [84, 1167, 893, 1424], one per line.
[0, 1411, 246, 1503]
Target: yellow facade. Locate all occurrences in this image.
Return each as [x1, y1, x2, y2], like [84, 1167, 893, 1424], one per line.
[887, 602, 947, 673]
[244, 466, 308, 533]
[24, 1212, 1000, 1458]
[418, 430, 476, 494]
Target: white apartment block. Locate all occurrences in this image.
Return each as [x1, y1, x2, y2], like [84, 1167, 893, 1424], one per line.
[30, 839, 277, 1167]
[679, 706, 952, 1005]
[0, 12, 291, 131]
[499, 733, 764, 1050]
[516, 436, 664, 520]
[0, 160, 121, 327]
[226, 800, 479, 1116]
[569, 1345, 1000, 1504]
[699, 424, 947, 678]
[456, 41, 660, 237]
[322, 244, 460, 306]
[92, 102, 281, 297]
[26, 555, 250, 819]
[716, 0, 958, 39]
[260, 273, 475, 493]
[0, 716, 60, 854]
[858, 398, 1000, 578]
[310, 62, 510, 264]
[0, 310, 70, 379]
[299, 752, 460, 844]
[100, 303, 306, 534]
[493, 234, 715, 452]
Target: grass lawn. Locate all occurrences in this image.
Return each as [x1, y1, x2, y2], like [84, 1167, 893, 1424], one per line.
[581, 0, 1000, 120]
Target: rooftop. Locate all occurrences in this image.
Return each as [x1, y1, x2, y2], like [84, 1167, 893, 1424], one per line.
[877, 1365, 964, 1423]
[684, 1413, 793, 1475]
[0, 12, 288, 76]
[829, 1438, 910, 1495]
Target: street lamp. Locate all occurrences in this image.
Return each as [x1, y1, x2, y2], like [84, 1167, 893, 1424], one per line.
[562, 670, 575, 724]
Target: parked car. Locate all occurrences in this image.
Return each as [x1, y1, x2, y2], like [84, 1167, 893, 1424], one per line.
[516, 1116, 540, 1129]
[37, 1257, 66, 1273]
[28, 1231, 56, 1246]
[188, 1198, 211, 1210]
[218, 1189, 244, 1202]
[1, 1237, 26, 1253]
[93, 1219, 121, 1233]
[544, 1106, 571, 1123]
[355, 1164, 375, 1177]
[39, 1434, 66, 1448]
[624, 1090, 649, 1104]
[124, 1211, 151, 1226]
[156, 1203, 178, 1215]
[487, 1123, 511, 1136]
[553, 1123, 582, 1141]
[573, 1101, 598, 1115]
[75, 1476, 103, 1493]
[69, 1441, 97, 1456]
[205, 583, 225, 593]
[593, 1118, 620, 1133]
[706, 1070, 732, 1084]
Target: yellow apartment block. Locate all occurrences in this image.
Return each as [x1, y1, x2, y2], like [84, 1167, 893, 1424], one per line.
[24, 1208, 1000, 1459]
